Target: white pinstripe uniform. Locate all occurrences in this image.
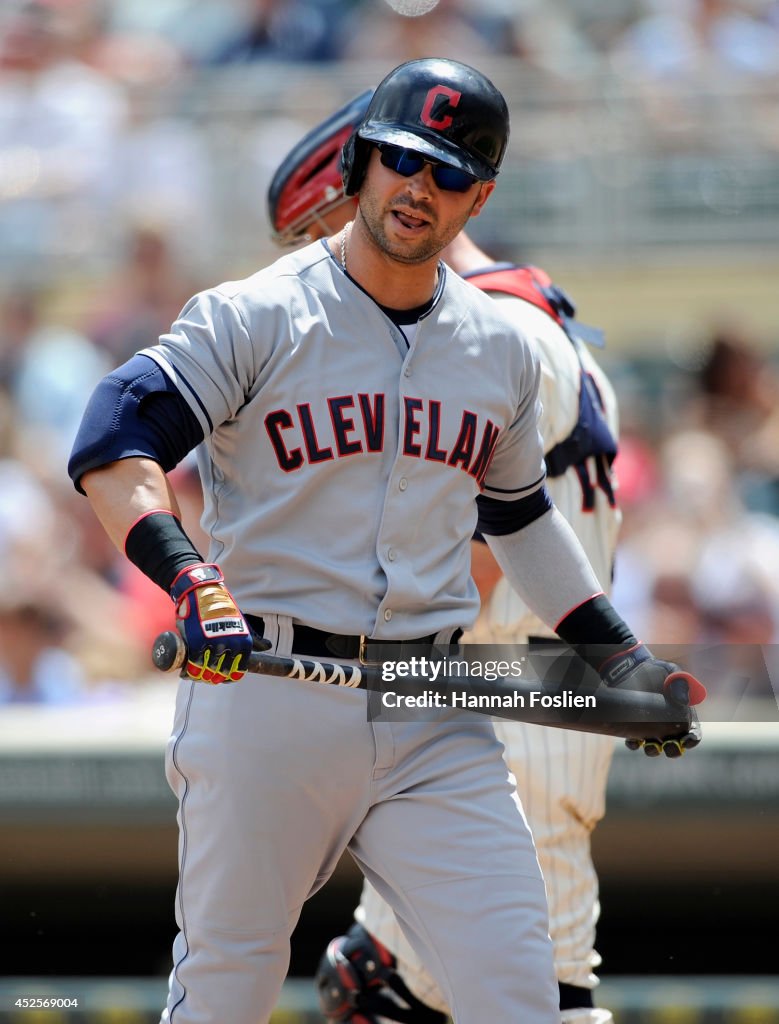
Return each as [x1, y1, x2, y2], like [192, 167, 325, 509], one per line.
[356, 271, 620, 1024]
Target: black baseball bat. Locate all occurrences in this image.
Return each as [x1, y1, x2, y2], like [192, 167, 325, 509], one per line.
[151, 630, 696, 742]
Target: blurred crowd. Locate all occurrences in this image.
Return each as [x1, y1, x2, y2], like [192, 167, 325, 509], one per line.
[1, 0, 779, 707]
[609, 327, 779, 710]
[3, 0, 779, 75]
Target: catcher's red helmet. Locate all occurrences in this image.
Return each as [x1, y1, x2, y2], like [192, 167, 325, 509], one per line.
[342, 58, 510, 197]
[267, 91, 372, 246]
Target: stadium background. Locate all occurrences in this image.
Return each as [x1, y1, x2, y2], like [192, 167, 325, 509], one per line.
[1, 0, 778, 1020]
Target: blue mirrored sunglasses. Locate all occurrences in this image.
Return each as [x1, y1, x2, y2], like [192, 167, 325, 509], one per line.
[378, 143, 479, 193]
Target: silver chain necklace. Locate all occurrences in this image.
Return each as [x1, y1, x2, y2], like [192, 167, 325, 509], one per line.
[340, 221, 353, 272]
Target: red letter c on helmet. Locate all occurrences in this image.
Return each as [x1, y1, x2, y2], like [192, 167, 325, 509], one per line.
[420, 85, 462, 130]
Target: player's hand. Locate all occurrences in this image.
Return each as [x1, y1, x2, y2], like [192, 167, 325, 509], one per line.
[625, 712, 702, 759]
[170, 563, 253, 684]
[598, 643, 706, 758]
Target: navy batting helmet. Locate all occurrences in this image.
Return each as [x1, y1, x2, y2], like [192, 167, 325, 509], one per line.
[342, 58, 510, 197]
[267, 90, 372, 245]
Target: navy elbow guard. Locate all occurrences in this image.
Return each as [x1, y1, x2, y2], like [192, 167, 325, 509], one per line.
[68, 354, 204, 493]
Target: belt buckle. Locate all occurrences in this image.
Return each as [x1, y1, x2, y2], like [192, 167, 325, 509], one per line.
[361, 636, 418, 667]
[359, 635, 390, 666]
[359, 635, 372, 665]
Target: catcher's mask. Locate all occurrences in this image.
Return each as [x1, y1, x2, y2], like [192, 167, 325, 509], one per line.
[342, 58, 509, 197]
[267, 90, 372, 246]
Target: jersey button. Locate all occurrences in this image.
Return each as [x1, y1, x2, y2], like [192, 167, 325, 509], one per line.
[387, 548, 396, 561]
[404, 366, 412, 377]
[384, 609, 393, 621]
[398, 478, 408, 491]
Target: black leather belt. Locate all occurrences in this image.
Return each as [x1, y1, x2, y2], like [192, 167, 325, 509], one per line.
[245, 615, 460, 662]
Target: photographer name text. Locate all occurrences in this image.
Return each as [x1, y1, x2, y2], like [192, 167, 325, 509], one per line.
[380, 689, 596, 709]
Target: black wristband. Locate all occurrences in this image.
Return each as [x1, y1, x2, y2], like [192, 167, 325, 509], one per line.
[556, 594, 637, 672]
[124, 511, 203, 593]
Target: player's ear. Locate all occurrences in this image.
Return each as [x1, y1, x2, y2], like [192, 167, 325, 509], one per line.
[468, 181, 496, 219]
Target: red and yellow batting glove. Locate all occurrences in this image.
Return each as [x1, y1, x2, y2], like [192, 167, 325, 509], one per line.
[170, 564, 253, 684]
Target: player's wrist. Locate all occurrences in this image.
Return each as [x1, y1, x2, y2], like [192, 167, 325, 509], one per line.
[555, 594, 636, 647]
[124, 509, 204, 593]
[169, 563, 226, 605]
[554, 594, 640, 676]
[596, 641, 651, 686]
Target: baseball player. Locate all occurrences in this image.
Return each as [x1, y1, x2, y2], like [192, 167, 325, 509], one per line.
[267, 92, 620, 1024]
[69, 59, 704, 1024]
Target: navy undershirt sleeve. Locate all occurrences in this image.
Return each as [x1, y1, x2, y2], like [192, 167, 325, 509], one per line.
[475, 486, 553, 537]
[68, 354, 204, 493]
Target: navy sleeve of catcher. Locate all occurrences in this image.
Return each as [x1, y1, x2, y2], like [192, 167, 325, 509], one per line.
[476, 486, 553, 537]
[68, 354, 205, 494]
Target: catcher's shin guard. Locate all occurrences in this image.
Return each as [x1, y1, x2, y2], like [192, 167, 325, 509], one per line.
[315, 923, 447, 1024]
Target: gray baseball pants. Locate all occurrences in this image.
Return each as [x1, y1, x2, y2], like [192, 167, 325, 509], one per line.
[160, 615, 558, 1024]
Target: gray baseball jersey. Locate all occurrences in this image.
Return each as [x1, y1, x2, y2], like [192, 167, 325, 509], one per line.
[142, 239, 547, 640]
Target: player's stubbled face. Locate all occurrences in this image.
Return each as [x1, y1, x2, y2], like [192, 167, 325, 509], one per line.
[359, 146, 484, 265]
